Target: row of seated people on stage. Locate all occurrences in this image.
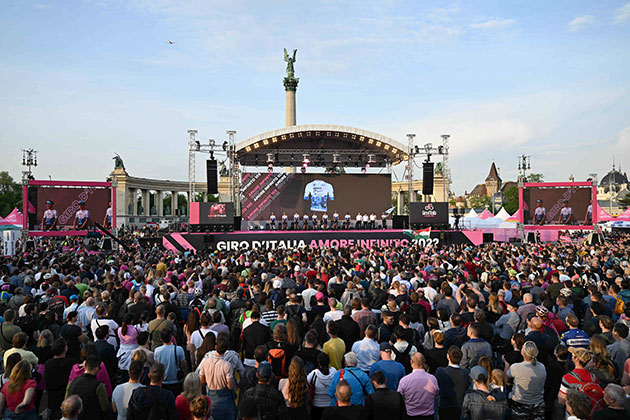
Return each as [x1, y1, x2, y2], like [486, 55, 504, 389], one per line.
[41, 199, 114, 231]
[268, 211, 390, 230]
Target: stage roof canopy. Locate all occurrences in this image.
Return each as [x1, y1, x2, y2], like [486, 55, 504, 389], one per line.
[235, 124, 408, 168]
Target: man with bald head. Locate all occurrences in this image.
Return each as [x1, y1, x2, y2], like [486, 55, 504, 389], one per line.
[322, 380, 367, 420]
[525, 316, 555, 365]
[517, 293, 537, 330]
[397, 353, 439, 420]
[60, 395, 83, 420]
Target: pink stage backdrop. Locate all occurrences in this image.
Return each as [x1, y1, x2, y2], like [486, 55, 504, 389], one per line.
[29, 186, 111, 229]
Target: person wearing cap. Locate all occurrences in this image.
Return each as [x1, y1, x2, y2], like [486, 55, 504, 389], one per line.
[558, 200, 573, 225]
[240, 362, 288, 420]
[73, 201, 90, 230]
[41, 200, 58, 231]
[533, 199, 546, 225]
[558, 348, 598, 407]
[461, 366, 508, 420]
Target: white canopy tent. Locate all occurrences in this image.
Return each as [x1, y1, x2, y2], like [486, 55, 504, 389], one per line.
[495, 207, 511, 220]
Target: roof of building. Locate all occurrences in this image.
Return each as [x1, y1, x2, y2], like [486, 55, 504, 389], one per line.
[600, 169, 628, 186]
[469, 184, 487, 197]
[485, 162, 502, 182]
[501, 181, 517, 192]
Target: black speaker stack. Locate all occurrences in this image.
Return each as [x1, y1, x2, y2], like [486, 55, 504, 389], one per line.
[206, 159, 218, 195]
[422, 162, 434, 195]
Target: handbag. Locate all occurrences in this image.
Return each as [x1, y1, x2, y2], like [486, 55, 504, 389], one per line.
[174, 344, 184, 381]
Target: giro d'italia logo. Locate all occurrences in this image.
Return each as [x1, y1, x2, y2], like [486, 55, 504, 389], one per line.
[422, 203, 437, 217]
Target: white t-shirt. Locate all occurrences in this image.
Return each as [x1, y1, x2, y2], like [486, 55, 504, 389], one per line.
[43, 209, 58, 224]
[304, 180, 334, 212]
[190, 327, 217, 350]
[91, 318, 120, 348]
[75, 209, 90, 224]
[323, 309, 342, 325]
[112, 382, 144, 420]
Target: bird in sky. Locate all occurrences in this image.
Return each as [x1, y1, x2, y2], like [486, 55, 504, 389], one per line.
[165, 40, 174, 44]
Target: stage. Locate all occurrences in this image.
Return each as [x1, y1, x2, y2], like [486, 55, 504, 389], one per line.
[162, 229, 487, 253]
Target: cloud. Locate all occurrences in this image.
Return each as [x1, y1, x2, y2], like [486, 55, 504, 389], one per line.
[470, 18, 516, 30]
[614, 3, 630, 24]
[567, 15, 595, 32]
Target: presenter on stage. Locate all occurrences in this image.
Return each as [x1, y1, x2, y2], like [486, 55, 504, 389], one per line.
[533, 199, 546, 225]
[557, 200, 573, 225]
[73, 201, 90, 230]
[41, 200, 58, 231]
[103, 201, 113, 229]
[303, 179, 334, 212]
[381, 211, 388, 229]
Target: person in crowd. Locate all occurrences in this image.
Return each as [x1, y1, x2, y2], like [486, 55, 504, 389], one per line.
[240, 362, 288, 420]
[565, 389, 592, 420]
[351, 325, 380, 373]
[45, 338, 76, 420]
[68, 344, 113, 398]
[322, 380, 366, 420]
[278, 356, 310, 419]
[364, 371, 406, 420]
[147, 305, 173, 351]
[328, 352, 373, 406]
[307, 352, 337, 420]
[154, 328, 187, 396]
[112, 360, 144, 420]
[189, 395, 214, 420]
[606, 323, 630, 377]
[435, 346, 470, 419]
[507, 341, 547, 420]
[198, 332, 236, 420]
[0, 360, 37, 419]
[60, 395, 82, 420]
[461, 366, 508, 420]
[66, 354, 110, 420]
[242, 311, 271, 368]
[397, 353, 439, 420]
[126, 363, 179, 420]
[322, 321, 345, 370]
[3, 332, 38, 369]
[175, 372, 211, 420]
[592, 383, 629, 420]
[461, 323, 492, 370]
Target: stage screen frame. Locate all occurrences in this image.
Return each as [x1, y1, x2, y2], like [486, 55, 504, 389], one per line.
[518, 181, 597, 230]
[23, 180, 115, 237]
[409, 202, 449, 225]
[190, 202, 235, 225]
[240, 172, 392, 221]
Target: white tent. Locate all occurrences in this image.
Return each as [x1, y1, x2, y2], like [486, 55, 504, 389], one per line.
[495, 207, 511, 221]
[465, 209, 479, 218]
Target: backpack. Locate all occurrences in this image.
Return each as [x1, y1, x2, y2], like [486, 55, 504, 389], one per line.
[47, 296, 66, 319]
[568, 371, 605, 418]
[391, 343, 413, 374]
[268, 347, 287, 378]
[613, 297, 625, 315]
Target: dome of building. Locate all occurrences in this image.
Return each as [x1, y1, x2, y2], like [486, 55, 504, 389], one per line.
[600, 170, 628, 186]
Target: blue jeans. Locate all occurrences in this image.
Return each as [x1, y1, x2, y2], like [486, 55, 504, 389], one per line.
[208, 388, 236, 420]
[4, 409, 38, 420]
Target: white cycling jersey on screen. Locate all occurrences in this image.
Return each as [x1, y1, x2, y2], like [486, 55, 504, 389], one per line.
[303, 180, 334, 212]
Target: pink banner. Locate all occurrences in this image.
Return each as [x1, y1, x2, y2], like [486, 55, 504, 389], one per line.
[617, 207, 630, 221]
[596, 204, 615, 221]
[3, 208, 23, 225]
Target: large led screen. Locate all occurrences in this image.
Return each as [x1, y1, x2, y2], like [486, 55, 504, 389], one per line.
[241, 172, 391, 221]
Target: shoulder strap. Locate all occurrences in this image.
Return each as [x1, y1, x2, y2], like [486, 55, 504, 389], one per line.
[345, 368, 367, 396]
[403, 343, 412, 355]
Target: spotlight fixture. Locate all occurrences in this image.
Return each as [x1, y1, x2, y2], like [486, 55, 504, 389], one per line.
[209, 139, 215, 148]
[424, 143, 433, 153]
[333, 153, 341, 164]
[222, 141, 228, 151]
[266, 153, 274, 163]
[367, 154, 376, 164]
[302, 153, 310, 164]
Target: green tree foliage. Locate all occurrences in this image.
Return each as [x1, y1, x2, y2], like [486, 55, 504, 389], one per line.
[527, 173, 544, 183]
[619, 195, 630, 210]
[503, 185, 519, 214]
[469, 195, 491, 210]
[0, 171, 21, 217]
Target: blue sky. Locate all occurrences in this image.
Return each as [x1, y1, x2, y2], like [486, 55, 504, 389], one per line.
[1, 0, 629, 196]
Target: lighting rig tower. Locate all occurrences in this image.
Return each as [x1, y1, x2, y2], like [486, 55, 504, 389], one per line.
[404, 135, 450, 207]
[517, 155, 531, 241]
[188, 130, 239, 215]
[406, 134, 416, 203]
[22, 149, 38, 183]
[441, 134, 451, 202]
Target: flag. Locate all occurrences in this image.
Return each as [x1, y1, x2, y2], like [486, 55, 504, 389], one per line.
[384, 206, 395, 214]
[403, 227, 431, 240]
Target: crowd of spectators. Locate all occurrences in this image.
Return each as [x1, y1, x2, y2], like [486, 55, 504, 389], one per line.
[0, 232, 629, 420]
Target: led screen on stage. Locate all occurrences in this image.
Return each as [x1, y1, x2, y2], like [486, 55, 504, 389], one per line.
[409, 202, 449, 225]
[27, 186, 112, 230]
[523, 186, 592, 225]
[191, 202, 235, 225]
[240, 172, 391, 221]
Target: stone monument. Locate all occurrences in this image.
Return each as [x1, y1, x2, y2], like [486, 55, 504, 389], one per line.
[283, 48, 299, 126]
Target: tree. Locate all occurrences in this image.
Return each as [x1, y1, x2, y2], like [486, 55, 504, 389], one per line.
[527, 173, 544, 183]
[0, 171, 21, 217]
[619, 194, 630, 210]
[503, 185, 519, 214]
[468, 195, 491, 210]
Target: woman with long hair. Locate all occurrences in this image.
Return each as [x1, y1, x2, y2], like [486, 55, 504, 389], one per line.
[184, 310, 201, 364]
[195, 332, 217, 369]
[477, 356, 493, 388]
[117, 313, 139, 382]
[0, 354, 22, 389]
[306, 352, 336, 420]
[67, 343, 113, 397]
[0, 360, 37, 420]
[286, 319, 301, 363]
[278, 356, 309, 419]
[176, 372, 212, 420]
[588, 334, 617, 387]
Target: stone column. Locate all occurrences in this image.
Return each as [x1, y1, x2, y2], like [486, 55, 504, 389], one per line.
[171, 191, 178, 216]
[142, 189, 150, 216]
[129, 188, 137, 216]
[156, 191, 163, 217]
[397, 190, 403, 215]
[283, 77, 299, 127]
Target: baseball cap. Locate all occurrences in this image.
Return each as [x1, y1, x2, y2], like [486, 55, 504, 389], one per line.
[315, 292, 325, 302]
[46, 200, 54, 205]
[257, 362, 272, 379]
[470, 366, 487, 381]
[379, 342, 392, 352]
[78, 200, 86, 205]
[69, 294, 78, 301]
